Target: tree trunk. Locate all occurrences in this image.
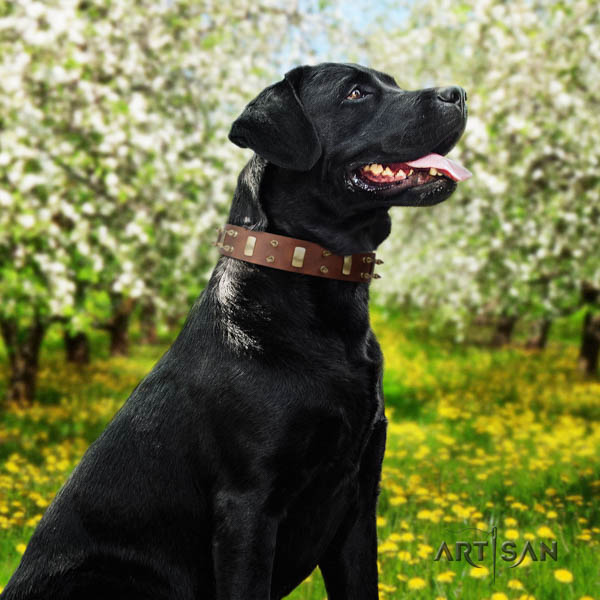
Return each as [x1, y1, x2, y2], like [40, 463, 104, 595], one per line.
[140, 300, 158, 345]
[579, 311, 600, 376]
[109, 321, 129, 356]
[64, 331, 90, 365]
[581, 281, 599, 304]
[491, 315, 518, 347]
[106, 296, 136, 357]
[525, 318, 552, 350]
[0, 317, 46, 406]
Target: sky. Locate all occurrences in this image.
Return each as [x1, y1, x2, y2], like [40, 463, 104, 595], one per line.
[339, 0, 410, 31]
[279, 0, 410, 70]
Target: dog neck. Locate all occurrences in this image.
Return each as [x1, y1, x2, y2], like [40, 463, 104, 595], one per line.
[227, 156, 393, 255]
[199, 157, 376, 355]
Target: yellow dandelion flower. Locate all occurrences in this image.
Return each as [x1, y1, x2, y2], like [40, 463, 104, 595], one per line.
[436, 571, 455, 583]
[505, 517, 518, 527]
[398, 550, 411, 562]
[25, 514, 42, 528]
[396, 574, 407, 582]
[491, 593, 509, 600]
[505, 528, 519, 540]
[546, 510, 558, 519]
[407, 577, 426, 590]
[469, 566, 489, 579]
[536, 525, 555, 538]
[428, 510, 442, 524]
[378, 540, 398, 553]
[517, 555, 533, 568]
[554, 569, 573, 583]
[376, 516, 387, 527]
[508, 579, 524, 589]
[390, 495, 407, 506]
[579, 596, 594, 600]
[16, 543, 26, 554]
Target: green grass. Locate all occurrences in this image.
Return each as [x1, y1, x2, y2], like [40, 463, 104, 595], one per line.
[1, 314, 599, 599]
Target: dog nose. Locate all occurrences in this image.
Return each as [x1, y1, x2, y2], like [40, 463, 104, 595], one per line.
[436, 86, 466, 106]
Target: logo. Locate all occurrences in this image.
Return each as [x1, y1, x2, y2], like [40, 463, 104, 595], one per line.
[434, 526, 558, 583]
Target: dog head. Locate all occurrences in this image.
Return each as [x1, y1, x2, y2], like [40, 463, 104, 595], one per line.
[229, 63, 470, 251]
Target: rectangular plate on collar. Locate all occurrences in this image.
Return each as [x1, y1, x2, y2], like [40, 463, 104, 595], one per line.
[244, 236, 257, 256]
[342, 255, 352, 275]
[291, 246, 306, 268]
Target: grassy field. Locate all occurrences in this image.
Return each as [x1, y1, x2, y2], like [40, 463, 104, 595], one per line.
[0, 313, 599, 599]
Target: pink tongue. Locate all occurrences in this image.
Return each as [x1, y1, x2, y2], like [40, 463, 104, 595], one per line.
[405, 153, 472, 182]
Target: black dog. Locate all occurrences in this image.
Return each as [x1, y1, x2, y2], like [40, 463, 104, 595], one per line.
[1, 63, 469, 600]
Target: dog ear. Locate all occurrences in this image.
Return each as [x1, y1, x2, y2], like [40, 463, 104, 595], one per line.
[228, 67, 322, 171]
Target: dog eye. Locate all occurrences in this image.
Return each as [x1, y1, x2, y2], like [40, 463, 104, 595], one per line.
[346, 88, 365, 100]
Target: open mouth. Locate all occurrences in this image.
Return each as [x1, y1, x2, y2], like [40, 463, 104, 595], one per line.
[349, 153, 472, 194]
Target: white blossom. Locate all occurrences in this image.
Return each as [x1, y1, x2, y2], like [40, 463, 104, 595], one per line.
[370, 0, 599, 328]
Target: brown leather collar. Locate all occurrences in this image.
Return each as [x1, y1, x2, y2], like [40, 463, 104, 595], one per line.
[214, 224, 382, 283]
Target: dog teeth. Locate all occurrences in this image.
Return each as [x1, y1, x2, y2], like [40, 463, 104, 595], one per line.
[362, 163, 384, 175]
[429, 168, 438, 176]
[362, 163, 415, 179]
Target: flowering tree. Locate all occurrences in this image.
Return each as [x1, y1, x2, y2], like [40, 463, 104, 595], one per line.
[369, 0, 600, 357]
[0, 0, 342, 403]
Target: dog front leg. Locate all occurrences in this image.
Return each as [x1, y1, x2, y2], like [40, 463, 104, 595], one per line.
[318, 419, 387, 600]
[212, 491, 278, 600]
[319, 508, 379, 600]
